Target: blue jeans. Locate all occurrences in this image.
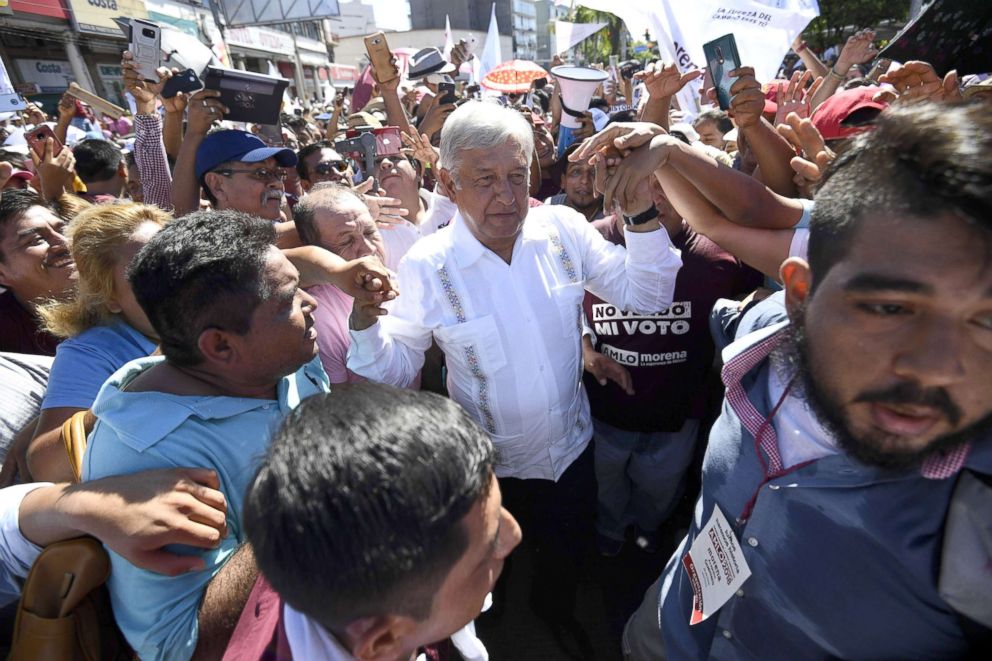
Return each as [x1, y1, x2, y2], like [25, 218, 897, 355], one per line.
[593, 417, 699, 540]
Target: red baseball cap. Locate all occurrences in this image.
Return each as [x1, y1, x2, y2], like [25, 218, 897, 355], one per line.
[810, 86, 888, 141]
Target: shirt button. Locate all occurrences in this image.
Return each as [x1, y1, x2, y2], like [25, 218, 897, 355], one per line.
[735, 589, 745, 598]
[746, 537, 759, 548]
[768, 484, 780, 490]
[722, 629, 733, 639]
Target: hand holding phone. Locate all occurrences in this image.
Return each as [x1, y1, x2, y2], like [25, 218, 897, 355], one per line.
[437, 81, 457, 105]
[703, 34, 742, 111]
[129, 19, 162, 82]
[27, 125, 62, 160]
[364, 32, 399, 84]
[161, 69, 202, 99]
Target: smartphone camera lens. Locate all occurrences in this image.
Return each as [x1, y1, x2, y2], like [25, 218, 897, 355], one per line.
[142, 28, 156, 38]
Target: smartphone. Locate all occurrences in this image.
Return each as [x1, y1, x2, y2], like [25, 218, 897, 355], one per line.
[161, 69, 202, 99]
[130, 19, 162, 82]
[702, 33, 741, 110]
[364, 32, 399, 84]
[437, 81, 456, 105]
[27, 124, 62, 159]
[533, 77, 548, 90]
[258, 123, 283, 146]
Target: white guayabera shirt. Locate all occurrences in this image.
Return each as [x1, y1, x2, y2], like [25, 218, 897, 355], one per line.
[348, 205, 682, 481]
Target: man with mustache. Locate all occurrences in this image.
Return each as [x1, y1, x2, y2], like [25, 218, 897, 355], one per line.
[594, 103, 992, 658]
[0, 190, 75, 355]
[196, 130, 298, 224]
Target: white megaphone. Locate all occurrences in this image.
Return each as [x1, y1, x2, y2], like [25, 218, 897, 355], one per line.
[552, 66, 608, 128]
[551, 65, 609, 156]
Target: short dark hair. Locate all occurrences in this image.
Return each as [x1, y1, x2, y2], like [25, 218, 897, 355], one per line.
[0, 189, 45, 263]
[809, 102, 992, 286]
[245, 384, 494, 629]
[126, 210, 277, 366]
[296, 140, 336, 179]
[73, 139, 122, 183]
[293, 182, 366, 247]
[694, 109, 734, 135]
[0, 149, 28, 171]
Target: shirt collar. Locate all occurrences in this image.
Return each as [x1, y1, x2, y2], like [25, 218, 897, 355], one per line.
[720, 322, 972, 480]
[450, 211, 487, 268]
[92, 356, 325, 452]
[449, 209, 543, 268]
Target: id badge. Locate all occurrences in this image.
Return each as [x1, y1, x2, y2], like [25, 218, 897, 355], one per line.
[681, 506, 752, 625]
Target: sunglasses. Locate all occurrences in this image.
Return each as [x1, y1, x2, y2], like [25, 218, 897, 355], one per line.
[313, 161, 350, 175]
[212, 167, 288, 183]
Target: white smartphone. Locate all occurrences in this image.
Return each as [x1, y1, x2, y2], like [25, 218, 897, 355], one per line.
[130, 19, 162, 82]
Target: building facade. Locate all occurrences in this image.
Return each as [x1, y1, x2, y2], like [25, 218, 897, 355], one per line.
[0, 0, 337, 110]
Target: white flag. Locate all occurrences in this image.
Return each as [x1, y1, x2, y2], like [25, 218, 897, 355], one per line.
[477, 3, 503, 81]
[575, 0, 819, 113]
[554, 20, 608, 56]
[443, 14, 454, 61]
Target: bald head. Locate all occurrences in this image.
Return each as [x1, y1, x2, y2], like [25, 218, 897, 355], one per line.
[294, 183, 385, 262]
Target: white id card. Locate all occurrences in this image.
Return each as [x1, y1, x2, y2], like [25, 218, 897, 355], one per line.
[681, 506, 752, 625]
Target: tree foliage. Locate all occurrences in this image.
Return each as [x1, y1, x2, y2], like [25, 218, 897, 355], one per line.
[804, 0, 911, 49]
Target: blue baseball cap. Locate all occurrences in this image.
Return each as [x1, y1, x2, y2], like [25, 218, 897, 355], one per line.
[195, 130, 298, 182]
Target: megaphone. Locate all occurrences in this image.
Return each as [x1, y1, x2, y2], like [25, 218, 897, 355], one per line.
[551, 66, 609, 156]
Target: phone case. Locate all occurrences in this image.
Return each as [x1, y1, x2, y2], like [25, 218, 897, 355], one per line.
[702, 34, 741, 111]
[364, 32, 398, 83]
[131, 19, 162, 82]
[203, 67, 289, 124]
[161, 69, 202, 99]
[28, 126, 62, 158]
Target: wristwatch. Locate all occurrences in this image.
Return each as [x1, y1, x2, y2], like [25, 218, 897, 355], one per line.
[623, 206, 660, 226]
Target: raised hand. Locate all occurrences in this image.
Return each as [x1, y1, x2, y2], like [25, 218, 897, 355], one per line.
[186, 88, 228, 136]
[727, 66, 766, 129]
[571, 121, 667, 163]
[32, 138, 76, 201]
[417, 93, 456, 139]
[355, 177, 410, 227]
[776, 112, 835, 198]
[401, 129, 439, 171]
[773, 70, 821, 126]
[836, 29, 879, 69]
[634, 60, 703, 99]
[878, 61, 962, 103]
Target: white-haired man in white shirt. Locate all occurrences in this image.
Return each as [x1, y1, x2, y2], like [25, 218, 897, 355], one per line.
[347, 101, 682, 652]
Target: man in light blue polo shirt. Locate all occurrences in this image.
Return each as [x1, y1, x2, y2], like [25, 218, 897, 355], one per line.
[82, 210, 390, 661]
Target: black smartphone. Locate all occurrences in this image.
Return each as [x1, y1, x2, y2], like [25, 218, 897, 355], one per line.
[437, 81, 457, 105]
[161, 69, 202, 99]
[702, 33, 741, 110]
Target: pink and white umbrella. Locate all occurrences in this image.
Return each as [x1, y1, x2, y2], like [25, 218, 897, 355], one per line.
[482, 59, 548, 94]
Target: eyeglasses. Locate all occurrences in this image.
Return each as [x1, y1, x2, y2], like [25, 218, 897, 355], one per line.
[212, 167, 288, 183]
[313, 161, 350, 175]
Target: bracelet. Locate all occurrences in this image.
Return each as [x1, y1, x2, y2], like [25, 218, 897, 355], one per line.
[795, 41, 808, 53]
[828, 66, 845, 79]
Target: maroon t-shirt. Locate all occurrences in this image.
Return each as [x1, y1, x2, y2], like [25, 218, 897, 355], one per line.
[583, 217, 761, 432]
[0, 289, 59, 356]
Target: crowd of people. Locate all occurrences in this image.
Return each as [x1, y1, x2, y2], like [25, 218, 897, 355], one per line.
[0, 22, 990, 661]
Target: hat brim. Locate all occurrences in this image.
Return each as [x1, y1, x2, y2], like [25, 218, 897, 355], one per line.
[239, 146, 298, 167]
[10, 169, 34, 180]
[408, 61, 456, 79]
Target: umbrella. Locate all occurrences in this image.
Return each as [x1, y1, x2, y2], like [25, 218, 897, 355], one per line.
[482, 60, 548, 94]
[879, 0, 992, 76]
